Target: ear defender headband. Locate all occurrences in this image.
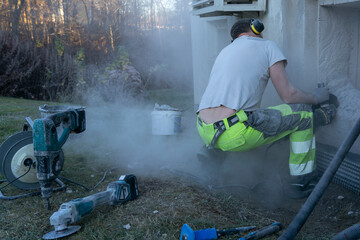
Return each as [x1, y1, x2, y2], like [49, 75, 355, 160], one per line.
[250, 18, 264, 35]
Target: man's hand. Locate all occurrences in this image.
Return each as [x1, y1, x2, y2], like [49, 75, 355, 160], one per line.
[312, 87, 330, 105]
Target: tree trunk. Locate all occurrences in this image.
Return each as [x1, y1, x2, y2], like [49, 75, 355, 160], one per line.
[105, 0, 114, 51]
[11, 0, 26, 35]
[89, 0, 94, 25]
[150, 0, 154, 31]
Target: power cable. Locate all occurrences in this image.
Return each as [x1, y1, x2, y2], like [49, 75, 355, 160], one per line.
[0, 165, 121, 201]
[0, 165, 31, 191]
[58, 167, 120, 191]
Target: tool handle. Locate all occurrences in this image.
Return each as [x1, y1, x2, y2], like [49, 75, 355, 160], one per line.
[216, 226, 256, 237]
[238, 222, 282, 240]
[194, 228, 218, 240]
[194, 226, 256, 239]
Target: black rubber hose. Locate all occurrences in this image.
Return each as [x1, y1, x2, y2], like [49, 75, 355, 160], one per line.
[239, 222, 282, 240]
[279, 118, 360, 240]
[333, 222, 360, 240]
[0, 178, 66, 200]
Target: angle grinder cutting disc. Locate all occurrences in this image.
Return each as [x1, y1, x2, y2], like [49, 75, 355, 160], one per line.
[0, 131, 64, 190]
[42, 225, 81, 240]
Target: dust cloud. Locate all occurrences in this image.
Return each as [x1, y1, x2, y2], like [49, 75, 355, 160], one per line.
[77, 95, 290, 206]
[64, 97, 288, 207]
[62, 8, 200, 179]
[64, 96, 207, 181]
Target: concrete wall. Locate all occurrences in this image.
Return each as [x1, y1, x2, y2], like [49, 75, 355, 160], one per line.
[261, 1, 319, 107]
[258, 0, 285, 107]
[316, 5, 360, 153]
[318, 6, 360, 87]
[191, 15, 239, 110]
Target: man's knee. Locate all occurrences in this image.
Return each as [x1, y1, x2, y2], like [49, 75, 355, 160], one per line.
[313, 104, 337, 129]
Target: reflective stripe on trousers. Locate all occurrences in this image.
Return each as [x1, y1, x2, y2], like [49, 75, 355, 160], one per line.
[289, 135, 316, 176]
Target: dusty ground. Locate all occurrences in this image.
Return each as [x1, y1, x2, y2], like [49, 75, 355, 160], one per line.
[182, 144, 360, 239]
[229, 179, 360, 236]
[168, 153, 360, 239]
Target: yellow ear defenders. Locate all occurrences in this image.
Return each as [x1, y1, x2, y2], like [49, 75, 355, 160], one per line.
[250, 18, 264, 35]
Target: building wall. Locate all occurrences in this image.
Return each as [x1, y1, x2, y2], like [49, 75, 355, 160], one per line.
[258, 0, 285, 107]
[191, 15, 239, 110]
[316, 5, 360, 153]
[261, 1, 319, 107]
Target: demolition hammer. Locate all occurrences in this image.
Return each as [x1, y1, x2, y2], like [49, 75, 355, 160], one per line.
[0, 105, 86, 208]
[33, 106, 86, 209]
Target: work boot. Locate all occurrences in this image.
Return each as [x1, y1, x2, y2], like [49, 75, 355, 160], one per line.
[313, 104, 337, 130]
[282, 172, 319, 199]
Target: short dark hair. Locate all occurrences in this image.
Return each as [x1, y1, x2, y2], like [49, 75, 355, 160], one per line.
[230, 18, 251, 40]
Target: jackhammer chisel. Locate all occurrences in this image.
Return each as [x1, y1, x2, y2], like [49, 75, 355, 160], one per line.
[237, 222, 282, 240]
[180, 224, 256, 240]
[42, 174, 138, 240]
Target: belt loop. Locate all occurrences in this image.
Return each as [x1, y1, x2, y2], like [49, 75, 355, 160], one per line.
[223, 118, 230, 129]
[236, 110, 249, 122]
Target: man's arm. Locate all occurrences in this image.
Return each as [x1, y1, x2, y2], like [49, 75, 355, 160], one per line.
[269, 61, 318, 105]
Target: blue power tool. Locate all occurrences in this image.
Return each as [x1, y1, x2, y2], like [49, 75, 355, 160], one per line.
[180, 224, 256, 240]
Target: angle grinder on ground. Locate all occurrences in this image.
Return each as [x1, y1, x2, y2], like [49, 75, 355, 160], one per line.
[0, 105, 85, 208]
[42, 174, 139, 240]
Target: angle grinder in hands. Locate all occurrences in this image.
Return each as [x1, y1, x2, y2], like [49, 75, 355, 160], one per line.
[312, 83, 339, 128]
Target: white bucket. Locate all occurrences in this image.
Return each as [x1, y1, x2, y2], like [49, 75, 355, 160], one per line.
[151, 110, 181, 135]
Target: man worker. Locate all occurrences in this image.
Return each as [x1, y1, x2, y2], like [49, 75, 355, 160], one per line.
[196, 18, 336, 199]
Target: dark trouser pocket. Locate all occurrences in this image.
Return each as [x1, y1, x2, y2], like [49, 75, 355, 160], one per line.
[247, 108, 301, 138]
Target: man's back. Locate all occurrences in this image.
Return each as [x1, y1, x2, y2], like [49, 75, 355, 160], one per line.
[198, 35, 286, 113]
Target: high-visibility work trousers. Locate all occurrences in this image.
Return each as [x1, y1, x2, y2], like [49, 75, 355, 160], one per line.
[197, 104, 315, 176]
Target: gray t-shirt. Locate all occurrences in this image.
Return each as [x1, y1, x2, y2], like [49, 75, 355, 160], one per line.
[198, 36, 287, 112]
